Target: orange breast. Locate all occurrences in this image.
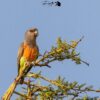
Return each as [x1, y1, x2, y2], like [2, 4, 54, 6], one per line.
[23, 43, 38, 61]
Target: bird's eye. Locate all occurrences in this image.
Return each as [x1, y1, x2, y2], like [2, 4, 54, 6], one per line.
[29, 29, 34, 32]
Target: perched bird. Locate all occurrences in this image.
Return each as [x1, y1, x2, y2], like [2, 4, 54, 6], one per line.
[17, 28, 39, 83]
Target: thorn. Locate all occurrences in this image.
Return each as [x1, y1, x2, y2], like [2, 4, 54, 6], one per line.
[81, 60, 89, 66]
[46, 64, 51, 68]
[78, 36, 84, 43]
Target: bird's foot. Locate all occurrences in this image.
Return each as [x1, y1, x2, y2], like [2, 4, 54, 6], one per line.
[25, 61, 32, 67]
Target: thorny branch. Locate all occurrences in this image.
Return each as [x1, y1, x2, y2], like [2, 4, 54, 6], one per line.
[2, 37, 91, 100]
[15, 72, 100, 99]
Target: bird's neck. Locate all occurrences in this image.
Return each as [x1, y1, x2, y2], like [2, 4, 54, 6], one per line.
[24, 39, 37, 47]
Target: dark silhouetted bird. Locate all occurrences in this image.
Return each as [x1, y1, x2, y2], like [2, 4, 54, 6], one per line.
[43, 0, 61, 7]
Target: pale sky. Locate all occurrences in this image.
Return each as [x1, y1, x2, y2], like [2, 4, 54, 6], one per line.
[0, 0, 100, 99]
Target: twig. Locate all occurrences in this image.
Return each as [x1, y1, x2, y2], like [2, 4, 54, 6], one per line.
[14, 91, 27, 98]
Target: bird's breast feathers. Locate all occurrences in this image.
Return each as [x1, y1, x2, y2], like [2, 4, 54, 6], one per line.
[23, 43, 38, 61]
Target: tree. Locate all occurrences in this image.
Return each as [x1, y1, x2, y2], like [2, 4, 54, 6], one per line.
[2, 37, 100, 100]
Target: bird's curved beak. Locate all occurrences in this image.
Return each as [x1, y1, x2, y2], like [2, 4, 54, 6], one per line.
[34, 30, 39, 37]
[29, 28, 39, 37]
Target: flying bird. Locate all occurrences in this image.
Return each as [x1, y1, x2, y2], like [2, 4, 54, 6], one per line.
[55, 1, 61, 6]
[17, 28, 39, 83]
[42, 0, 61, 7]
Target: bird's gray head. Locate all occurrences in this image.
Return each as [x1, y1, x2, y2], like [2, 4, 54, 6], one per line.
[25, 27, 39, 44]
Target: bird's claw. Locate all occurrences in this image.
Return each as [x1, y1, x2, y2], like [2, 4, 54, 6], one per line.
[25, 61, 31, 67]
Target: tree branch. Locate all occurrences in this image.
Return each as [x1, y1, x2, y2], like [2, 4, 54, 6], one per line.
[2, 37, 90, 100]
